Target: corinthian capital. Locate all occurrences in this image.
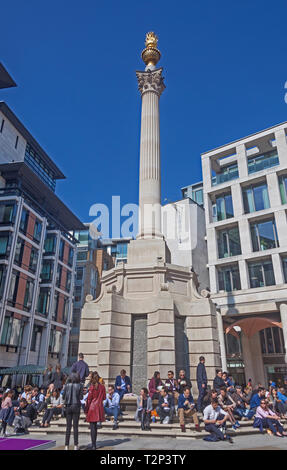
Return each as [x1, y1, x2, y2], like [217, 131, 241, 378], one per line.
[136, 68, 165, 97]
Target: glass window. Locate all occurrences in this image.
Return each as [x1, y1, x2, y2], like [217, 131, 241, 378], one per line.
[0, 232, 11, 258]
[19, 208, 29, 234]
[217, 226, 241, 258]
[59, 239, 65, 261]
[23, 279, 34, 311]
[74, 286, 82, 303]
[248, 259, 275, 288]
[218, 264, 241, 291]
[0, 202, 16, 225]
[0, 265, 6, 299]
[74, 230, 89, 245]
[1, 316, 22, 347]
[41, 260, 54, 282]
[37, 289, 50, 315]
[29, 247, 38, 273]
[7, 271, 20, 306]
[250, 219, 279, 252]
[279, 174, 287, 205]
[30, 325, 42, 352]
[243, 183, 270, 213]
[66, 271, 72, 292]
[56, 264, 62, 288]
[68, 247, 74, 267]
[77, 250, 88, 261]
[63, 297, 69, 324]
[33, 220, 42, 243]
[44, 234, 56, 255]
[52, 292, 59, 321]
[213, 193, 234, 221]
[76, 267, 84, 280]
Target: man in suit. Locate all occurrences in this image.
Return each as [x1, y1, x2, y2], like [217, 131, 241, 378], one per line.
[196, 356, 208, 412]
[115, 369, 132, 400]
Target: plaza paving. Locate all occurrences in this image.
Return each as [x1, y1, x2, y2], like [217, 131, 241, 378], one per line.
[13, 431, 287, 450]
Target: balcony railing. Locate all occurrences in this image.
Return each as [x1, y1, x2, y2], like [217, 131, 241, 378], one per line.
[212, 166, 239, 186]
[248, 151, 279, 174]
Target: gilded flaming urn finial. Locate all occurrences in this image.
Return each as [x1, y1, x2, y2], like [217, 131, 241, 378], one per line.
[141, 32, 161, 69]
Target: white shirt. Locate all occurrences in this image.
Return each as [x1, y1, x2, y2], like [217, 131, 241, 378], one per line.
[203, 404, 227, 421]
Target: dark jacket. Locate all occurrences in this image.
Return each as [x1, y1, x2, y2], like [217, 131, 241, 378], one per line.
[115, 375, 132, 393]
[158, 394, 174, 409]
[213, 375, 225, 391]
[51, 371, 65, 390]
[71, 360, 90, 383]
[42, 370, 52, 388]
[177, 377, 192, 394]
[178, 393, 195, 410]
[18, 404, 36, 422]
[62, 383, 83, 406]
[196, 362, 207, 387]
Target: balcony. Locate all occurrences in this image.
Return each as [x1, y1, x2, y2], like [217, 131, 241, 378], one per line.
[248, 150, 279, 174]
[212, 164, 239, 186]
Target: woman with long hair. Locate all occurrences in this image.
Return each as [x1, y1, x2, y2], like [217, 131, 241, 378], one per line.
[62, 372, 83, 450]
[85, 371, 106, 450]
[0, 390, 14, 436]
[148, 371, 163, 400]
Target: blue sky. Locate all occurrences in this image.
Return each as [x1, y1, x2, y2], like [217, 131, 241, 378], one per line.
[1, 0, 287, 231]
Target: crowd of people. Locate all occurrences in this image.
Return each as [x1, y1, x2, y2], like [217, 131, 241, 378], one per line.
[1, 353, 287, 449]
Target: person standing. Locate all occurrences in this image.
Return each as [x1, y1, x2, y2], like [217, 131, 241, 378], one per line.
[62, 373, 83, 450]
[135, 388, 152, 431]
[196, 356, 207, 412]
[42, 365, 53, 392]
[71, 353, 90, 385]
[85, 372, 106, 450]
[51, 364, 65, 391]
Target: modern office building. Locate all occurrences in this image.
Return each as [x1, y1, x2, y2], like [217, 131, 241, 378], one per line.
[68, 228, 130, 366]
[202, 122, 287, 385]
[0, 101, 84, 385]
[181, 181, 204, 207]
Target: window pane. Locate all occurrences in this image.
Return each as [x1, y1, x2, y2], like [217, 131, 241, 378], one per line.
[266, 328, 274, 354]
[251, 220, 278, 251]
[224, 194, 234, 219]
[263, 261, 275, 286]
[253, 184, 270, 211]
[249, 262, 264, 288]
[260, 330, 266, 354]
[228, 228, 241, 256]
[273, 327, 282, 354]
[243, 187, 255, 213]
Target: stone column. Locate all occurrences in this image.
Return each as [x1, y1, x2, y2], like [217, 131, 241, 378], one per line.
[217, 311, 227, 371]
[136, 68, 165, 239]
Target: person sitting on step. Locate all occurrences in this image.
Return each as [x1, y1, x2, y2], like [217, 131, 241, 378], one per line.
[177, 386, 201, 433]
[135, 387, 152, 431]
[103, 385, 121, 430]
[253, 398, 287, 437]
[203, 398, 233, 443]
[156, 388, 174, 424]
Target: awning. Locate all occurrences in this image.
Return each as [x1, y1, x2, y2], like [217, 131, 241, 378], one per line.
[0, 365, 71, 375]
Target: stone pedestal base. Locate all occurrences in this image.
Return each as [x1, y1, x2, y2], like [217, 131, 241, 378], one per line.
[127, 238, 171, 265]
[79, 261, 221, 394]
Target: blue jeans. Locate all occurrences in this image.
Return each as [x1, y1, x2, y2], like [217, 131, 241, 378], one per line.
[104, 406, 120, 422]
[246, 408, 256, 420]
[204, 413, 226, 441]
[234, 407, 248, 418]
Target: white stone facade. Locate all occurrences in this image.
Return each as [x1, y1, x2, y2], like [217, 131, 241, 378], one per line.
[202, 121, 287, 385]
